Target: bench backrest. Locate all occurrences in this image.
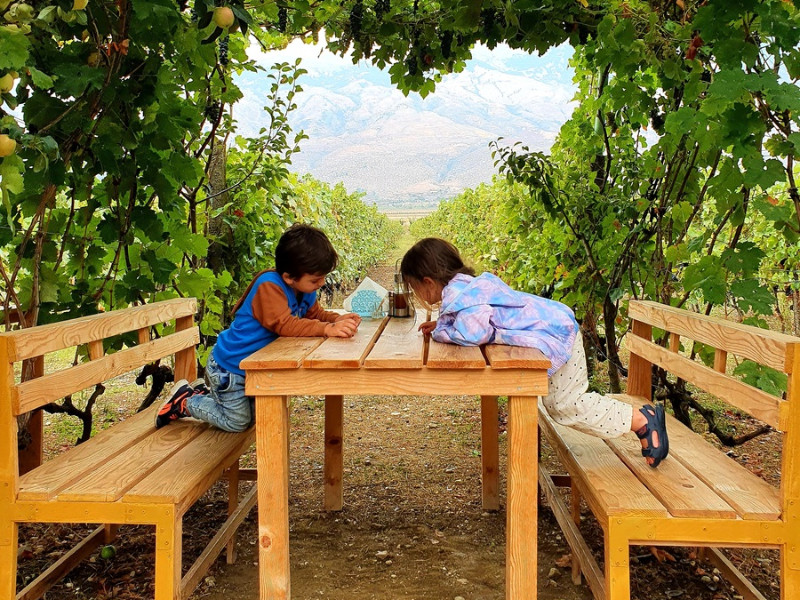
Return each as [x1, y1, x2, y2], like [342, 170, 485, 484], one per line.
[626, 300, 800, 507]
[0, 298, 199, 500]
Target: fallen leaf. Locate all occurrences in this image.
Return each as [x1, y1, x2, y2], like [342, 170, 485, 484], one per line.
[555, 553, 572, 568]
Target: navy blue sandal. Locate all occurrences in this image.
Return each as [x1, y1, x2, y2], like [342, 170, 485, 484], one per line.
[636, 404, 669, 468]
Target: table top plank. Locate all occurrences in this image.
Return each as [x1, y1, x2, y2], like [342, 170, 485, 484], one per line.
[240, 337, 324, 370]
[427, 340, 486, 369]
[485, 345, 551, 369]
[303, 317, 388, 368]
[363, 316, 425, 369]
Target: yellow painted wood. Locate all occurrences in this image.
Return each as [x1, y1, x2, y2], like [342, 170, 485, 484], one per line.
[603, 514, 785, 546]
[0, 511, 17, 600]
[124, 428, 255, 510]
[1, 298, 197, 362]
[619, 394, 781, 520]
[303, 318, 386, 368]
[154, 509, 181, 600]
[782, 344, 800, 509]
[363, 317, 425, 368]
[629, 300, 796, 371]
[484, 345, 550, 369]
[539, 405, 669, 518]
[245, 367, 548, 396]
[0, 336, 18, 503]
[15, 328, 200, 414]
[627, 335, 781, 428]
[506, 395, 538, 600]
[18, 406, 161, 501]
[427, 340, 486, 369]
[57, 420, 207, 503]
[606, 434, 737, 519]
[256, 395, 290, 599]
[324, 396, 344, 511]
[9, 500, 166, 523]
[480, 396, 499, 511]
[240, 337, 324, 370]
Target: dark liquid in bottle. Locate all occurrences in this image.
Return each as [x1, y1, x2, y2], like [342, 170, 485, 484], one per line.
[394, 292, 407, 309]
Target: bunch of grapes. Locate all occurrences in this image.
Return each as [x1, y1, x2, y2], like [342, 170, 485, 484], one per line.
[374, 0, 389, 21]
[440, 30, 453, 59]
[219, 35, 229, 66]
[349, 0, 364, 38]
[278, 7, 287, 32]
[205, 100, 222, 122]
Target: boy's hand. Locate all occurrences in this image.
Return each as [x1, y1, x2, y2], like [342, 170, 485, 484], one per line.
[325, 318, 358, 338]
[418, 320, 437, 336]
[336, 312, 362, 326]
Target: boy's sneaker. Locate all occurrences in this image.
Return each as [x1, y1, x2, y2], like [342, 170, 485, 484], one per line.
[190, 378, 210, 395]
[155, 379, 193, 428]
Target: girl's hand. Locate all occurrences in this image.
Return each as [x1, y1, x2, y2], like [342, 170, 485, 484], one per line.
[326, 319, 358, 338]
[336, 312, 362, 326]
[418, 320, 437, 336]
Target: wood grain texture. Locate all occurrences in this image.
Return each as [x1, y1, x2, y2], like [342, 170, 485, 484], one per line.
[618, 395, 781, 520]
[15, 328, 200, 414]
[629, 300, 796, 371]
[324, 396, 344, 511]
[256, 395, 290, 600]
[303, 318, 387, 368]
[627, 320, 653, 400]
[484, 345, 550, 369]
[1, 298, 197, 362]
[363, 317, 425, 368]
[426, 340, 486, 369]
[480, 396, 499, 511]
[626, 336, 781, 428]
[239, 337, 324, 370]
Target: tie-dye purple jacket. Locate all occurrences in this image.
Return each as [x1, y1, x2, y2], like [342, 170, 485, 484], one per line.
[432, 272, 579, 375]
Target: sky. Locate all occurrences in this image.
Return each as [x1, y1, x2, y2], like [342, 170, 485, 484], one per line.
[233, 38, 578, 210]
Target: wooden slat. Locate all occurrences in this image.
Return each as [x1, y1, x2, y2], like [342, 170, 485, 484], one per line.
[240, 337, 324, 370]
[1, 298, 197, 362]
[124, 428, 255, 507]
[56, 420, 208, 502]
[14, 328, 200, 414]
[17, 406, 160, 501]
[538, 404, 669, 518]
[619, 395, 781, 520]
[606, 435, 737, 519]
[627, 335, 782, 428]
[629, 300, 796, 372]
[363, 317, 425, 368]
[484, 345, 550, 369]
[303, 318, 387, 368]
[246, 367, 548, 396]
[426, 340, 486, 369]
[627, 320, 653, 400]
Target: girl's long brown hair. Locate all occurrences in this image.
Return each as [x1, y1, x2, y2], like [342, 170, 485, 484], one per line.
[400, 238, 475, 287]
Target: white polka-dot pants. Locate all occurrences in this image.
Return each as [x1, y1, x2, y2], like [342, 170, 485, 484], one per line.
[542, 333, 632, 439]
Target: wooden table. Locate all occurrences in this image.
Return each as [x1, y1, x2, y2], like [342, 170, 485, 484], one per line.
[241, 316, 550, 599]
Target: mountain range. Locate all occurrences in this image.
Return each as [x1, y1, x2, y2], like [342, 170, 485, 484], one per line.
[235, 42, 577, 210]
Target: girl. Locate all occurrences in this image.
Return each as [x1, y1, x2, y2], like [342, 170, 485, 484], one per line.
[400, 237, 668, 467]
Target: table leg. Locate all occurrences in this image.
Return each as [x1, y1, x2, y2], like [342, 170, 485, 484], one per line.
[506, 395, 538, 600]
[256, 395, 290, 599]
[480, 395, 499, 511]
[324, 395, 344, 511]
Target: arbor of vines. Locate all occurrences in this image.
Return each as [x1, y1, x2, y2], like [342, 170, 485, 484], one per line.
[1, 0, 799, 440]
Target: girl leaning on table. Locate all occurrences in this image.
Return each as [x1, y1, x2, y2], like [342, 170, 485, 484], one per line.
[400, 237, 668, 468]
[154, 223, 361, 432]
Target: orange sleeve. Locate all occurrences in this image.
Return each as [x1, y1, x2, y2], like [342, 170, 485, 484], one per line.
[251, 282, 329, 337]
[305, 301, 341, 323]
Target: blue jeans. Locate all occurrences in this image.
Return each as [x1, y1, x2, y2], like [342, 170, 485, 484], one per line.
[185, 350, 254, 432]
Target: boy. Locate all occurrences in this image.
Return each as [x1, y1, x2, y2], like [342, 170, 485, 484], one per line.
[155, 223, 361, 432]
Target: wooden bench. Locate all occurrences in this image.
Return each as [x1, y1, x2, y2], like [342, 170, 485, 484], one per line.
[0, 298, 256, 600]
[538, 299, 799, 600]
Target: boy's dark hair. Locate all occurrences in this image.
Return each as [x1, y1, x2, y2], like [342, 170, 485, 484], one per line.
[400, 237, 475, 287]
[275, 223, 338, 279]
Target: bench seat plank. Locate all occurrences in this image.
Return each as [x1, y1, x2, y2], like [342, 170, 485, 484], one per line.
[364, 316, 425, 368]
[55, 420, 209, 502]
[124, 427, 255, 506]
[485, 345, 550, 369]
[18, 406, 160, 501]
[539, 404, 669, 518]
[616, 394, 781, 521]
[303, 318, 387, 368]
[606, 435, 737, 519]
[240, 337, 324, 370]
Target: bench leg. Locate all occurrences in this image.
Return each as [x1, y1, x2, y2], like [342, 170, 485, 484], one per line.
[324, 395, 344, 511]
[783, 542, 800, 600]
[227, 462, 240, 564]
[154, 509, 182, 600]
[480, 395, 499, 511]
[0, 518, 17, 599]
[605, 526, 630, 600]
[570, 485, 582, 585]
